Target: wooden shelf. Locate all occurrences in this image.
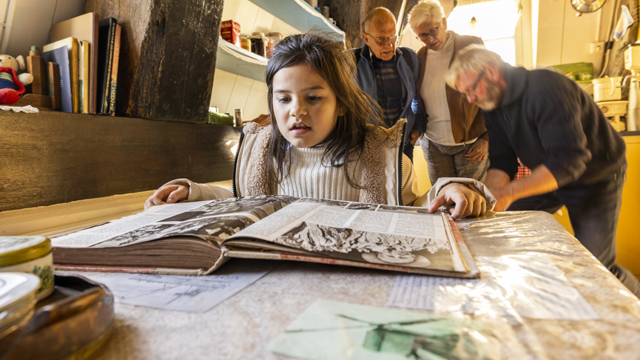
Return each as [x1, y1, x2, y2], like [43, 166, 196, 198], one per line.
[215, 1, 345, 81]
[216, 38, 268, 82]
[248, 0, 345, 40]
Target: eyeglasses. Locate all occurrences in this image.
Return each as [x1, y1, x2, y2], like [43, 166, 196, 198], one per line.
[416, 25, 440, 42]
[365, 33, 398, 46]
[459, 69, 486, 99]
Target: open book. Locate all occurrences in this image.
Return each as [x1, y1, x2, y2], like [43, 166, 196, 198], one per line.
[52, 196, 479, 278]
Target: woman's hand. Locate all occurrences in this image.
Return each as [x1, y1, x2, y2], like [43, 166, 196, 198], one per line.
[464, 138, 488, 162]
[428, 183, 487, 219]
[144, 184, 189, 210]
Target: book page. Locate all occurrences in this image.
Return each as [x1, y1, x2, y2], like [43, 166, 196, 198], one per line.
[56, 259, 276, 313]
[52, 196, 296, 249]
[227, 199, 462, 273]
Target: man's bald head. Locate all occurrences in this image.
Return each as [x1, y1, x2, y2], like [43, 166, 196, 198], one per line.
[362, 7, 396, 33]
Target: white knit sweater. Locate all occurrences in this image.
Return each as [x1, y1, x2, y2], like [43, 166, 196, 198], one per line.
[277, 146, 363, 201]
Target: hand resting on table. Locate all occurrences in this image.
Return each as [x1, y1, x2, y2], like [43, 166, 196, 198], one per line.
[144, 184, 189, 210]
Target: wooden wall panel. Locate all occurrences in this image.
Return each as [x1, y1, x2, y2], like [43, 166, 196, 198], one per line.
[83, 0, 224, 122]
[0, 112, 240, 212]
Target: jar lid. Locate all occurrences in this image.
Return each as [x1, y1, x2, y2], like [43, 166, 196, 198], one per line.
[0, 236, 52, 267]
[0, 272, 40, 313]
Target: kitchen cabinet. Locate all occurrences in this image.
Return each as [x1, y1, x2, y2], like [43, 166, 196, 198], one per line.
[617, 134, 640, 279]
[551, 133, 640, 279]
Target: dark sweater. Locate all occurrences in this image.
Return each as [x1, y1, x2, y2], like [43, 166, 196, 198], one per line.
[484, 64, 626, 187]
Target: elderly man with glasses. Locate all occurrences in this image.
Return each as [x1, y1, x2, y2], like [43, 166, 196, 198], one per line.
[445, 44, 640, 297]
[408, 0, 489, 185]
[354, 7, 424, 162]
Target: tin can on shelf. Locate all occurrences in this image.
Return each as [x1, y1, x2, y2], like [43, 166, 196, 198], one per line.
[234, 109, 243, 127]
[0, 236, 54, 300]
[220, 20, 241, 47]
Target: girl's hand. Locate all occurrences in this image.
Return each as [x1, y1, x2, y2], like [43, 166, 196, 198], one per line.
[428, 183, 487, 219]
[144, 184, 189, 210]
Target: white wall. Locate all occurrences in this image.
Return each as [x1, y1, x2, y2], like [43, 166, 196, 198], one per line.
[0, 0, 85, 56]
[534, 0, 614, 74]
[211, 0, 300, 120]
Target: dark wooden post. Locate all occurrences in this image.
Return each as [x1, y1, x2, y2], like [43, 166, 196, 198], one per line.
[318, 0, 405, 49]
[84, 0, 224, 122]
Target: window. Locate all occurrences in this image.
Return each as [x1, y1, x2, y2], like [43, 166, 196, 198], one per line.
[447, 0, 520, 65]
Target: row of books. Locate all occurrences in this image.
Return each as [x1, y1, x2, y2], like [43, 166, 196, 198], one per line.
[43, 13, 121, 115]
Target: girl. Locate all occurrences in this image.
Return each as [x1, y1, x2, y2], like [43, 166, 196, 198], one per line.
[145, 33, 491, 219]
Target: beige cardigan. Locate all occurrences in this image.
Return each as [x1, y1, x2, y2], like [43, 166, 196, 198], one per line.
[168, 119, 496, 209]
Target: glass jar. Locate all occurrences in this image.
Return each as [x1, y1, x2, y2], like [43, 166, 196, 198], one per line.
[266, 32, 284, 58]
[240, 33, 252, 52]
[250, 32, 266, 58]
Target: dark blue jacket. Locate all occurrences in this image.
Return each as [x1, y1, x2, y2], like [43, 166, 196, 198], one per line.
[484, 64, 626, 187]
[354, 45, 424, 144]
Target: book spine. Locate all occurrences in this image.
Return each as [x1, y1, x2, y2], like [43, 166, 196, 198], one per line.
[91, 13, 99, 114]
[108, 25, 121, 116]
[71, 39, 79, 113]
[78, 42, 85, 113]
[101, 21, 116, 114]
[47, 62, 61, 110]
[83, 41, 91, 113]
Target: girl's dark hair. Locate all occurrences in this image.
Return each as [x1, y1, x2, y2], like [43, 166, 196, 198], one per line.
[265, 32, 383, 190]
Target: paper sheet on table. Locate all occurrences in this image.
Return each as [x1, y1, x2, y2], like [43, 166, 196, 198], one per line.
[57, 259, 276, 312]
[268, 299, 511, 360]
[387, 255, 599, 320]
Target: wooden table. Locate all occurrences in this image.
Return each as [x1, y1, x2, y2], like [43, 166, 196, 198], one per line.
[87, 211, 640, 359]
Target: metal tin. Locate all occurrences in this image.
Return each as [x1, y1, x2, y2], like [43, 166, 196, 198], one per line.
[0, 236, 51, 267]
[0, 236, 54, 300]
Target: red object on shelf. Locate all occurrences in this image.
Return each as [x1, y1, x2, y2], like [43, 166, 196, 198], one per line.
[220, 20, 241, 47]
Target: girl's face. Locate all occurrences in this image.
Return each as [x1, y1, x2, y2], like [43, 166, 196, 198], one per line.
[272, 63, 344, 148]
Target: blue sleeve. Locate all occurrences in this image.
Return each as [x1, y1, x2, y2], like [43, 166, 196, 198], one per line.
[408, 50, 425, 134]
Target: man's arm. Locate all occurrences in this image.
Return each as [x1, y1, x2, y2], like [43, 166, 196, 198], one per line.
[489, 165, 558, 211]
[527, 72, 592, 187]
[484, 168, 510, 190]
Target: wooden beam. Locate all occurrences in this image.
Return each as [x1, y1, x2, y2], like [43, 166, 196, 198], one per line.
[83, 0, 224, 122]
[318, 0, 405, 48]
[0, 112, 240, 212]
